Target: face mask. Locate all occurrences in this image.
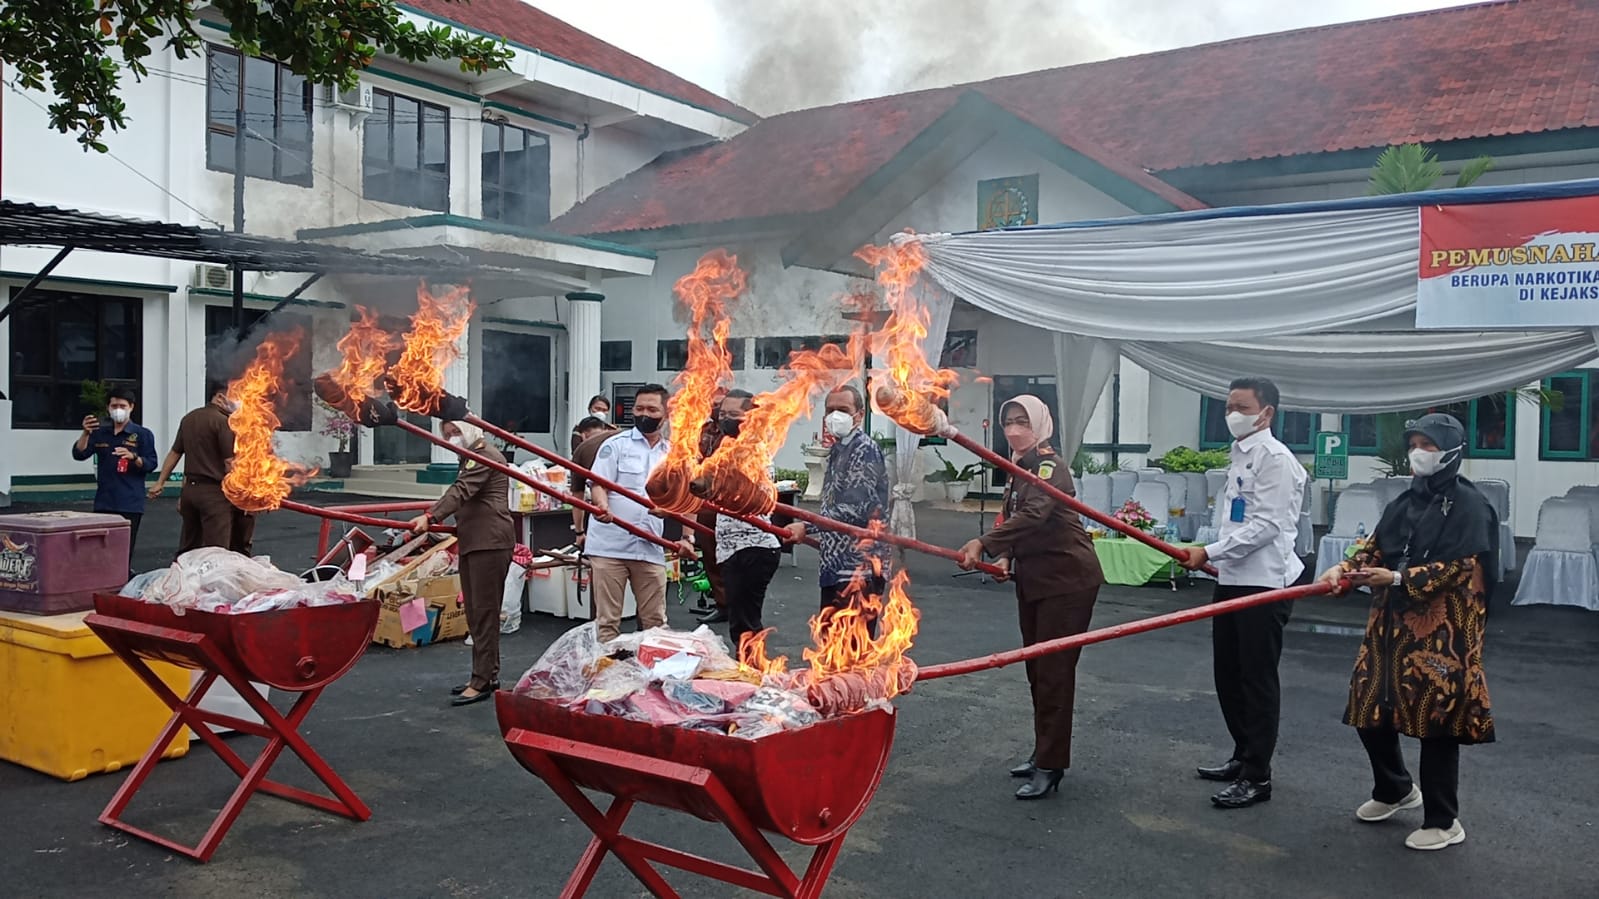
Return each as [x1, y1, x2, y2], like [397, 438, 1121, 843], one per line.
[1225, 410, 1262, 440]
[590, 410, 607, 422]
[1409, 446, 1460, 477]
[447, 435, 465, 448]
[108, 408, 130, 424]
[633, 415, 663, 435]
[1003, 425, 1036, 455]
[823, 411, 855, 439]
[718, 418, 741, 438]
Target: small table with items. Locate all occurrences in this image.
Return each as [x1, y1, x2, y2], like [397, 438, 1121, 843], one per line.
[1092, 535, 1199, 590]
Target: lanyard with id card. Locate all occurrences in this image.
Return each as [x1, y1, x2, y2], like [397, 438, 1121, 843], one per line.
[1230, 476, 1246, 523]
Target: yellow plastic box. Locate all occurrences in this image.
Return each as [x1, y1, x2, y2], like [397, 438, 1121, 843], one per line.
[0, 609, 190, 781]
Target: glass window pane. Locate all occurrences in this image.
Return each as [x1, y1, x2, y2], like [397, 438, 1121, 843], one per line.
[1200, 397, 1230, 446]
[206, 49, 239, 128]
[422, 104, 448, 176]
[482, 331, 552, 433]
[1473, 396, 1510, 453]
[418, 173, 449, 212]
[10, 384, 53, 427]
[55, 301, 97, 382]
[482, 187, 503, 222]
[244, 134, 275, 180]
[101, 299, 139, 379]
[392, 97, 419, 170]
[364, 93, 390, 162]
[1545, 375, 1585, 453]
[9, 302, 50, 376]
[1348, 414, 1377, 450]
[243, 56, 276, 136]
[599, 340, 632, 372]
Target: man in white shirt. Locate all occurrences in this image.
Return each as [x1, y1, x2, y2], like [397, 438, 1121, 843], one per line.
[1181, 377, 1307, 810]
[588, 384, 675, 642]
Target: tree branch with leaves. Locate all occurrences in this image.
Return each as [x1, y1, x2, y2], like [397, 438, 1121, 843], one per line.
[0, 0, 514, 151]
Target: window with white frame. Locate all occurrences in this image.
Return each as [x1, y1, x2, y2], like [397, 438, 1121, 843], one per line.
[481, 120, 551, 227]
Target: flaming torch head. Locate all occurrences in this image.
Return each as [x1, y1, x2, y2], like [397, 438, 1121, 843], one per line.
[687, 467, 776, 517]
[645, 461, 702, 515]
[855, 238, 960, 438]
[222, 330, 318, 512]
[873, 383, 950, 437]
[388, 282, 474, 415]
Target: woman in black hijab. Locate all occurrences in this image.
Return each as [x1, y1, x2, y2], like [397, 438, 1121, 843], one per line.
[1317, 413, 1498, 852]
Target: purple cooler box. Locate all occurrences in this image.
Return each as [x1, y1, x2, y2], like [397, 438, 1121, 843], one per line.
[0, 512, 131, 614]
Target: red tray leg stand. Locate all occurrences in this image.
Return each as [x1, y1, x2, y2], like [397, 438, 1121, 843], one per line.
[505, 728, 851, 899]
[85, 615, 370, 863]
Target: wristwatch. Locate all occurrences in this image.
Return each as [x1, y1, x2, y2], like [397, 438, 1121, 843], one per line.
[1391, 569, 1403, 587]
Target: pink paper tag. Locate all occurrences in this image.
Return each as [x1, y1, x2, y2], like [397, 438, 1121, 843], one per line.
[348, 554, 368, 581]
[398, 597, 428, 632]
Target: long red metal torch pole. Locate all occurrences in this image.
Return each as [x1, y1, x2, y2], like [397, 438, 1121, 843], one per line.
[393, 420, 684, 555]
[917, 580, 1341, 681]
[773, 502, 1006, 578]
[948, 432, 1216, 576]
[280, 499, 456, 534]
[463, 414, 715, 539]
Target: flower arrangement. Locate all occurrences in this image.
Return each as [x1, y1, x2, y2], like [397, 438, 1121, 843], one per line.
[315, 399, 357, 452]
[1113, 499, 1157, 534]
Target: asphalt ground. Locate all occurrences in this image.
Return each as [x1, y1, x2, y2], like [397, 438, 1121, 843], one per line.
[3, 493, 1596, 898]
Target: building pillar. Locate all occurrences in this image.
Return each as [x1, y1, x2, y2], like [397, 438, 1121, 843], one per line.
[566, 291, 603, 435]
[431, 330, 471, 465]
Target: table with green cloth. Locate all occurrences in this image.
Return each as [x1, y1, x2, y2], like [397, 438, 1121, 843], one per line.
[1093, 537, 1199, 587]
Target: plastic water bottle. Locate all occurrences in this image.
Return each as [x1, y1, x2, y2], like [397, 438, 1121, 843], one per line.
[1355, 522, 1367, 540]
[1164, 521, 1178, 544]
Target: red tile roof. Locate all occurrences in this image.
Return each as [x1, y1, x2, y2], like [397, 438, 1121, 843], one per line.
[402, 0, 755, 124]
[552, 0, 1599, 237]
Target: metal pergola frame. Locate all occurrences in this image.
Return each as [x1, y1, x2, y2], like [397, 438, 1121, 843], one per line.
[0, 201, 519, 338]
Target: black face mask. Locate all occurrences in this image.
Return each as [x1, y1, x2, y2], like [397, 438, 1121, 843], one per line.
[718, 418, 741, 438]
[633, 415, 663, 435]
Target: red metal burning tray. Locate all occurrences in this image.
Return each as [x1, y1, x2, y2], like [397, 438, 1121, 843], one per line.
[496, 691, 896, 898]
[84, 593, 380, 862]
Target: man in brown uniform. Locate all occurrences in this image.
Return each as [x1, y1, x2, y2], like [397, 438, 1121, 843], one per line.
[569, 416, 619, 542]
[410, 420, 515, 706]
[149, 381, 242, 557]
[960, 394, 1104, 800]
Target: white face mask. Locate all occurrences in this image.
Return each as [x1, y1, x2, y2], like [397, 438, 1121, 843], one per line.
[1409, 446, 1460, 477]
[590, 409, 607, 422]
[1225, 410, 1263, 440]
[447, 435, 465, 448]
[823, 411, 856, 439]
[108, 408, 130, 424]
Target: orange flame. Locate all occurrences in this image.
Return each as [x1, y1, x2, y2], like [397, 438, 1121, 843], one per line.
[222, 330, 318, 512]
[326, 305, 398, 418]
[855, 239, 959, 436]
[696, 333, 864, 515]
[388, 282, 474, 414]
[739, 563, 921, 709]
[647, 250, 746, 513]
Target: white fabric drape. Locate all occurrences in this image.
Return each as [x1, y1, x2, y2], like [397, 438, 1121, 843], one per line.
[1118, 330, 1598, 412]
[916, 208, 1420, 340]
[1052, 333, 1118, 459]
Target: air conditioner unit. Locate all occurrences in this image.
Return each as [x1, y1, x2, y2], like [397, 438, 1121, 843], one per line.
[326, 82, 373, 113]
[192, 264, 232, 290]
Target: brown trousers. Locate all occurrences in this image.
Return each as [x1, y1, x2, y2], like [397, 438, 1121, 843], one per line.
[460, 548, 513, 690]
[176, 483, 234, 557]
[1016, 584, 1099, 770]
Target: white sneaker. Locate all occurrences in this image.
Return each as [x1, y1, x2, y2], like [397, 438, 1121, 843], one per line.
[1405, 820, 1466, 851]
[1356, 785, 1423, 822]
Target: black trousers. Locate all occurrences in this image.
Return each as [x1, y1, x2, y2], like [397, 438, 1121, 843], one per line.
[722, 547, 781, 651]
[821, 574, 887, 640]
[1211, 584, 1293, 782]
[1358, 725, 1460, 829]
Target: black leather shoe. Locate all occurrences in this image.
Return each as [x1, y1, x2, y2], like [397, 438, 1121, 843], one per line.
[1009, 757, 1037, 778]
[451, 688, 494, 707]
[451, 681, 498, 696]
[697, 608, 729, 624]
[1211, 779, 1272, 808]
[1015, 769, 1064, 800]
[1196, 759, 1243, 782]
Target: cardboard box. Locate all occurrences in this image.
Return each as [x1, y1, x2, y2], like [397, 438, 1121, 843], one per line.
[372, 574, 464, 648]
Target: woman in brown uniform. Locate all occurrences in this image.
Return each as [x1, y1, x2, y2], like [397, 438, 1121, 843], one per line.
[1317, 413, 1497, 851]
[960, 394, 1105, 800]
[409, 421, 516, 707]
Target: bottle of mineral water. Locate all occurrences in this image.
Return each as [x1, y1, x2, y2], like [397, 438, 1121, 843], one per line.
[1164, 521, 1178, 544]
[1355, 522, 1367, 540]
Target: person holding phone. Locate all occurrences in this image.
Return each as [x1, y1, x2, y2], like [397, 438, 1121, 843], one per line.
[1315, 413, 1497, 851]
[72, 386, 158, 572]
[1180, 377, 1306, 809]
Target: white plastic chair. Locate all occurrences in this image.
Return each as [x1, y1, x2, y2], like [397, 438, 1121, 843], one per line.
[1132, 481, 1172, 530]
[1475, 478, 1515, 574]
[1318, 488, 1385, 568]
[1513, 498, 1599, 611]
[1156, 474, 1193, 541]
[1079, 474, 1113, 519]
[1184, 472, 1210, 540]
[1377, 477, 1411, 506]
[1295, 477, 1314, 557]
[1109, 471, 1138, 509]
[1137, 468, 1164, 482]
[1204, 469, 1227, 507]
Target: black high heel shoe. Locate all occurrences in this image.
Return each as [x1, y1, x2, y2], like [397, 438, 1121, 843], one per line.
[1009, 757, 1037, 778]
[1015, 768, 1064, 800]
